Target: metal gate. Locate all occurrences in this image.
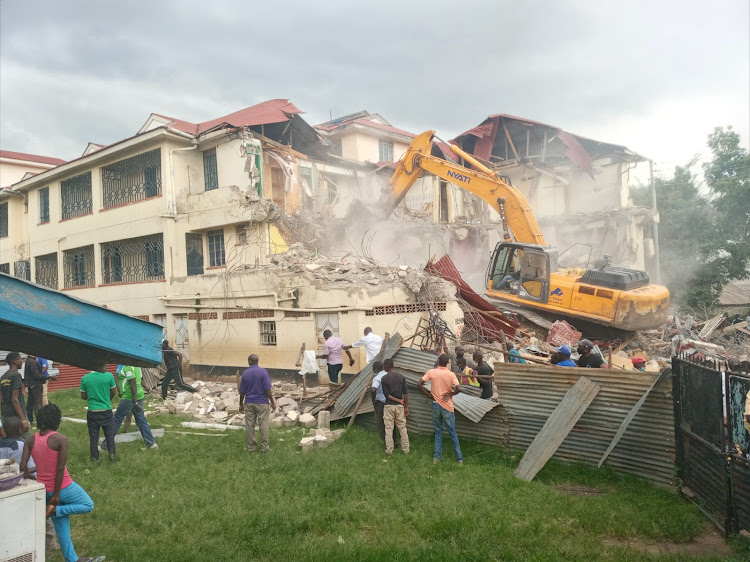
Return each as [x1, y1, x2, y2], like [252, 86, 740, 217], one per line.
[672, 355, 750, 535]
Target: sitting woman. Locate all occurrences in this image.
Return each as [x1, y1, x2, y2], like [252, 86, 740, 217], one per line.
[20, 403, 104, 562]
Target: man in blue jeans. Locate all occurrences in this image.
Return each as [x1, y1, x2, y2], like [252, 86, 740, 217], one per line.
[101, 365, 157, 451]
[417, 353, 463, 465]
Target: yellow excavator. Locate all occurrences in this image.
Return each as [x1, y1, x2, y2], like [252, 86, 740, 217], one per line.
[387, 130, 669, 331]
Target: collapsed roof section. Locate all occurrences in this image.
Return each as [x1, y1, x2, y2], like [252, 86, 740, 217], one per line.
[452, 114, 646, 178]
[315, 111, 417, 144]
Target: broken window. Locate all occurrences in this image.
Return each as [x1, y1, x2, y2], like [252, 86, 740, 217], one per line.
[101, 148, 162, 208]
[186, 233, 204, 275]
[208, 229, 225, 267]
[61, 171, 93, 219]
[0, 202, 8, 237]
[260, 321, 277, 346]
[203, 148, 218, 191]
[379, 140, 394, 162]
[39, 187, 50, 223]
[35, 253, 58, 289]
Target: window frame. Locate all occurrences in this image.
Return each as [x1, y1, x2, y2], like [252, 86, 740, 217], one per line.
[39, 187, 50, 224]
[378, 140, 394, 162]
[259, 321, 277, 346]
[203, 148, 219, 191]
[0, 201, 8, 237]
[207, 229, 226, 267]
[61, 171, 93, 220]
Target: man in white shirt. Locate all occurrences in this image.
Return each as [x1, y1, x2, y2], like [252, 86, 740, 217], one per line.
[346, 327, 384, 364]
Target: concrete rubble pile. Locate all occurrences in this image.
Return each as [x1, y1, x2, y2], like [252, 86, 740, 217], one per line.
[297, 411, 346, 452]
[158, 380, 329, 426]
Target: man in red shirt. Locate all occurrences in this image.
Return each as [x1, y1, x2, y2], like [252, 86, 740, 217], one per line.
[417, 354, 463, 465]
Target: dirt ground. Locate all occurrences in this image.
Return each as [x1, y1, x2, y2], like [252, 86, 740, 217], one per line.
[603, 527, 734, 558]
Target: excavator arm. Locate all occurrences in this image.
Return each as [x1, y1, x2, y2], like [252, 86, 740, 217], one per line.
[387, 130, 547, 246]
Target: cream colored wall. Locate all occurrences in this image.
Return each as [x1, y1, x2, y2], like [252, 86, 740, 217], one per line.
[0, 161, 52, 188]
[0, 195, 28, 268]
[336, 131, 410, 163]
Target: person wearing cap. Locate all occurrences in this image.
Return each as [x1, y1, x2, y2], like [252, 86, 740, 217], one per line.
[631, 357, 647, 371]
[576, 339, 605, 368]
[552, 345, 577, 367]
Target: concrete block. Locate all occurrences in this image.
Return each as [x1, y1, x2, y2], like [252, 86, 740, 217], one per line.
[299, 413, 316, 427]
[166, 404, 177, 415]
[282, 417, 295, 427]
[281, 383, 297, 392]
[277, 397, 299, 411]
[315, 428, 333, 440]
[317, 411, 331, 430]
[314, 435, 330, 448]
[303, 406, 313, 414]
[331, 429, 345, 441]
[270, 417, 285, 428]
[300, 437, 315, 452]
[287, 410, 300, 422]
[309, 428, 317, 436]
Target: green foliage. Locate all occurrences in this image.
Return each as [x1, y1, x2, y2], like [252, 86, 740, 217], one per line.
[40, 388, 744, 562]
[640, 127, 749, 311]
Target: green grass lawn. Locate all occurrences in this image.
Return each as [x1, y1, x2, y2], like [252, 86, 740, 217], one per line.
[37, 389, 746, 561]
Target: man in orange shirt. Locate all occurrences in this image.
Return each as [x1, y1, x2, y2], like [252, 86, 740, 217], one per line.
[417, 354, 463, 465]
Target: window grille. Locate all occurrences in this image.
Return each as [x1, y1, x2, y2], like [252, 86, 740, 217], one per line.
[63, 245, 95, 288]
[260, 321, 277, 346]
[235, 224, 248, 245]
[208, 230, 225, 267]
[0, 263, 9, 274]
[284, 311, 310, 318]
[101, 149, 162, 208]
[101, 233, 165, 284]
[365, 302, 447, 316]
[203, 148, 218, 191]
[186, 233, 204, 276]
[188, 312, 218, 320]
[0, 202, 7, 237]
[61, 172, 93, 220]
[379, 140, 394, 162]
[39, 187, 50, 223]
[35, 253, 58, 289]
[14, 260, 30, 281]
[223, 309, 274, 320]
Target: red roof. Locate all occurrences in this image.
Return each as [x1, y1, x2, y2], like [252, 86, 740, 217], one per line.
[155, 99, 303, 136]
[0, 150, 66, 167]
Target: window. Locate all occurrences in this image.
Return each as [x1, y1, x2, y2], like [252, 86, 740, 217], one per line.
[185, 233, 204, 276]
[0, 202, 7, 237]
[101, 233, 164, 284]
[35, 253, 58, 289]
[39, 187, 50, 223]
[14, 260, 30, 281]
[379, 140, 394, 162]
[260, 321, 277, 346]
[101, 148, 162, 208]
[61, 171, 93, 220]
[235, 224, 248, 245]
[208, 229, 225, 267]
[0, 263, 9, 274]
[63, 245, 95, 288]
[203, 148, 218, 191]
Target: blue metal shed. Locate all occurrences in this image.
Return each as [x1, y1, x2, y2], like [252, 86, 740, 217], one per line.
[1, 273, 163, 370]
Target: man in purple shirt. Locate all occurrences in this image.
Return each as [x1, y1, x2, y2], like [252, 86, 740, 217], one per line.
[238, 354, 276, 453]
[316, 330, 354, 384]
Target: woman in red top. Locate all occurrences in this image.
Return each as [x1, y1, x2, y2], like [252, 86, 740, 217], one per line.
[20, 403, 104, 562]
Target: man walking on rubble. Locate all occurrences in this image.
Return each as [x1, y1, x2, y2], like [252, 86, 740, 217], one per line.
[345, 327, 384, 364]
[161, 339, 197, 399]
[317, 330, 354, 384]
[418, 354, 463, 465]
[239, 354, 276, 454]
[381, 358, 410, 457]
[575, 339, 605, 368]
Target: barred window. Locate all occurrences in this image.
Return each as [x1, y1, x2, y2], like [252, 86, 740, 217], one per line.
[0, 202, 7, 237]
[260, 321, 277, 346]
[0, 263, 9, 274]
[61, 172, 93, 220]
[203, 148, 218, 191]
[186, 233, 204, 276]
[39, 187, 50, 223]
[101, 233, 165, 284]
[35, 253, 58, 289]
[379, 140, 394, 162]
[63, 245, 95, 288]
[14, 260, 30, 281]
[101, 148, 161, 208]
[208, 229, 225, 267]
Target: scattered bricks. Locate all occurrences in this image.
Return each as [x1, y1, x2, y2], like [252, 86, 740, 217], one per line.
[287, 410, 300, 422]
[277, 397, 299, 411]
[281, 383, 297, 393]
[210, 411, 228, 421]
[398, 270, 408, 278]
[215, 400, 225, 411]
[317, 411, 331, 430]
[315, 428, 334, 441]
[226, 406, 240, 416]
[282, 417, 295, 427]
[175, 392, 189, 404]
[300, 437, 315, 452]
[166, 403, 177, 415]
[199, 387, 211, 396]
[220, 391, 233, 401]
[331, 429, 345, 441]
[299, 413, 316, 428]
[198, 408, 206, 416]
[309, 428, 317, 436]
[314, 435, 330, 448]
[303, 406, 313, 414]
[270, 417, 285, 428]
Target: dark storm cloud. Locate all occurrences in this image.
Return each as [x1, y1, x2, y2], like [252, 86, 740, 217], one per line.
[1, 0, 747, 162]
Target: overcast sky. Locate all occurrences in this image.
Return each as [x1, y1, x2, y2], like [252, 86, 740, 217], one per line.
[1, 0, 748, 180]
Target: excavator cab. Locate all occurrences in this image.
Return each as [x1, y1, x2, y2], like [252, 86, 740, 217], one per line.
[487, 243, 551, 303]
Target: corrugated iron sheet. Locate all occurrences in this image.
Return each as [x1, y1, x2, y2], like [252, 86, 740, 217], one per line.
[497, 364, 675, 486]
[48, 364, 117, 391]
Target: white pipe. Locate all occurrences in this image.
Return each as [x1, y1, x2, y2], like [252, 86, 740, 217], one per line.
[180, 421, 243, 431]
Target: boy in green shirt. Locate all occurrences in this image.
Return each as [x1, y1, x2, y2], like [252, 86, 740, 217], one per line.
[101, 365, 157, 450]
[80, 362, 116, 462]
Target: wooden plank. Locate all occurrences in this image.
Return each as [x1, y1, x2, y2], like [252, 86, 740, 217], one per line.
[514, 376, 600, 481]
[597, 369, 671, 467]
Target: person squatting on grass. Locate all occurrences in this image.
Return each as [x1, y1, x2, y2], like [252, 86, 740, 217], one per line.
[80, 362, 116, 462]
[21, 404, 105, 562]
[380, 358, 410, 457]
[239, 354, 276, 454]
[418, 353, 464, 465]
